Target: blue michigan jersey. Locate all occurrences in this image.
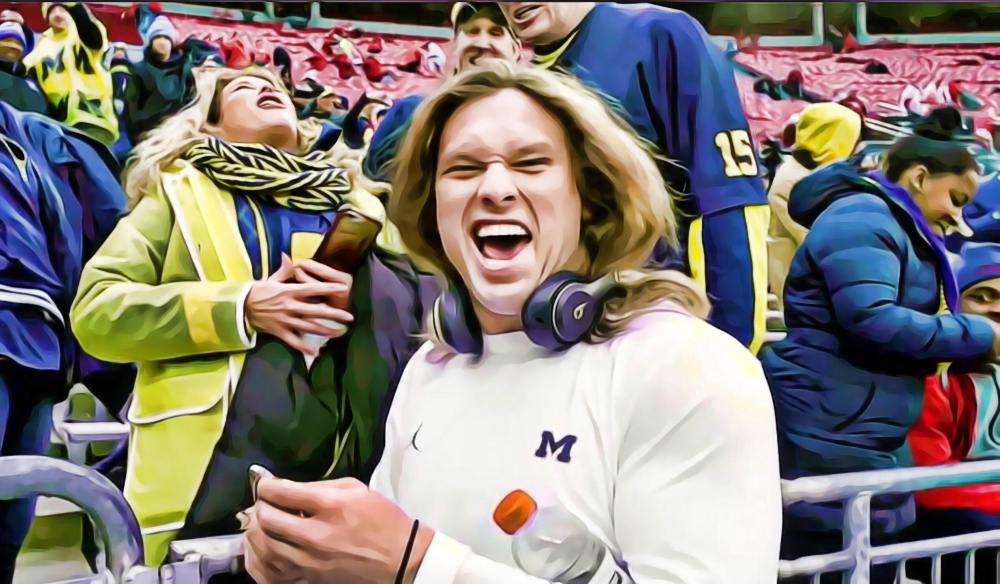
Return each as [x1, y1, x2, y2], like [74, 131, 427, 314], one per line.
[536, 2, 770, 352]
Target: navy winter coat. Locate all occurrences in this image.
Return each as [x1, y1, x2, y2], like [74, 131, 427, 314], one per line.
[761, 163, 995, 479]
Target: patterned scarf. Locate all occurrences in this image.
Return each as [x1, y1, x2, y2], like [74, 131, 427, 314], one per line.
[184, 137, 351, 212]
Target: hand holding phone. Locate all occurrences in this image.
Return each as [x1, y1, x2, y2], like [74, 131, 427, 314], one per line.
[300, 205, 383, 363]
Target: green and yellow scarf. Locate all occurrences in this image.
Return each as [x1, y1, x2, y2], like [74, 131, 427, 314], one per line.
[184, 137, 351, 212]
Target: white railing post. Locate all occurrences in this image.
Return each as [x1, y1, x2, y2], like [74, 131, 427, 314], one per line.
[846, 492, 872, 584]
[780, 459, 1000, 580]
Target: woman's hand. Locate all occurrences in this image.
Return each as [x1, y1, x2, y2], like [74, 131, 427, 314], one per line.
[245, 254, 354, 355]
[243, 477, 435, 584]
[292, 258, 353, 292]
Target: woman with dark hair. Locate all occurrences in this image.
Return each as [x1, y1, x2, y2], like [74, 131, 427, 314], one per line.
[762, 106, 1000, 583]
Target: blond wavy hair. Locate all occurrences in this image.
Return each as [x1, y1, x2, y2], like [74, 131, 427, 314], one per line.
[122, 67, 391, 214]
[389, 61, 708, 350]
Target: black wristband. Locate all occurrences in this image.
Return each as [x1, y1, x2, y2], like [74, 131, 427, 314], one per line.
[394, 519, 420, 584]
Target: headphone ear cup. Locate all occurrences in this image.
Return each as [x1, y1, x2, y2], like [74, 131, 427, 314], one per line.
[523, 272, 621, 352]
[522, 272, 587, 351]
[435, 286, 483, 355]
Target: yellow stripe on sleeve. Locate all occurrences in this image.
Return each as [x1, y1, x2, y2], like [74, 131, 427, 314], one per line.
[687, 216, 707, 297]
[688, 206, 771, 355]
[744, 205, 771, 355]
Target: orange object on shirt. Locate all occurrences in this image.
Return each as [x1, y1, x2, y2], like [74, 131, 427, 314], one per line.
[494, 490, 537, 535]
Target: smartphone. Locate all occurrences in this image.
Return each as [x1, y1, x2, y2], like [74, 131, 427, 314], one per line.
[312, 204, 383, 273]
[248, 464, 274, 502]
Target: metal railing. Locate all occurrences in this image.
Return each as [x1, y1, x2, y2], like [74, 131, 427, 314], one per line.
[0, 456, 243, 584]
[51, 393, 128, 466]
[0, 456, 142, 583]
[9, 454, 1000, 582]
[855, 2, 1000, 46]
[780, 459, 1000, 583]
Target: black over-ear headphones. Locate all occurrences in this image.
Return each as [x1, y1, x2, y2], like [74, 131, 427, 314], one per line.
[431, 271, 623, 354]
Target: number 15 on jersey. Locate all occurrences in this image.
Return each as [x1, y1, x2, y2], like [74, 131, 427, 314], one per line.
[714, 129, 759, 178]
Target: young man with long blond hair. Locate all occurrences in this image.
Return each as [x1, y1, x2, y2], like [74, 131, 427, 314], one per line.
[243, 62, 781, 584]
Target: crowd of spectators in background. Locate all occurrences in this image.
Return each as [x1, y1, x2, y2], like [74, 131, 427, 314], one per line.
[7, 1, 1000, 583]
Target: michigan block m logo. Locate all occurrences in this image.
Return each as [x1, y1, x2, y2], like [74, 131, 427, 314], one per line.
[535, 431, 577, 463]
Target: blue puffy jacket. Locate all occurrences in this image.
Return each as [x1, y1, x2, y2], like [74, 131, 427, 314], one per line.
[762, 162, 997, 536]
[763, 163, 995, 475]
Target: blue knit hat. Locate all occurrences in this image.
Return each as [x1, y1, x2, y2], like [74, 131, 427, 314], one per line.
[0, 21, 25, 48]
[141, 15, 177, 47]
[956, 242, 1000, 291]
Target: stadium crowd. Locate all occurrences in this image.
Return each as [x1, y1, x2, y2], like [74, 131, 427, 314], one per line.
[3, 2, 1000, 583]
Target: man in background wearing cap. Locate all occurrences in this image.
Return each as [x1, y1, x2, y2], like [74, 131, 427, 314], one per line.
[22, 2, 118, 146]
[362, 2, 521, 183]
[0, 10, 46, 115]
[768, 102, 862, 309]
[907, 241, 1000, 581]
[499, 2, 771, 355]
[113, 5, 220, 149]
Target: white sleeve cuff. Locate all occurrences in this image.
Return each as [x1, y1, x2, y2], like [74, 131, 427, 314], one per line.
[236, 281, 257, 349]
[413, 531, 470, 584]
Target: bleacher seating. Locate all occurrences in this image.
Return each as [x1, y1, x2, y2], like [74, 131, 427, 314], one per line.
[162, 11, 1000, 152]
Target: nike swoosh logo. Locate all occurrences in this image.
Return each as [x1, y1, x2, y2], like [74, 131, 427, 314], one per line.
[411, 423, 423, 452]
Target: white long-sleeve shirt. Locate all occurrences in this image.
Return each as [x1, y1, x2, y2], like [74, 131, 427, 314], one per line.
[370, 305, 782, 583]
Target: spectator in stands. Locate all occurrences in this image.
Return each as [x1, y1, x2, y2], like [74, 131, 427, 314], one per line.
[114, 6, 221, 149]
[761, 107, 1000, 584]
[271, 46, 393, 161]
[273, 46, 344, 119]
[768, 102, 863, 309]
[70, 67, 436, 568]
[0, 101, 128, 584]
[243, 61, 781, 584]
[23, 3, 118, 147]
[0, 11, 45, 115]
[500, 2, 771, 355]
[906, 241, 1000, 583]
[363, 1, 522, 182]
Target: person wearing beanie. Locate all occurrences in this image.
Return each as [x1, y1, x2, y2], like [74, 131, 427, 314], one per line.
[0, 21, 25, 64]
[0, 10, 28, 47]
[907, 242, 1000, 582]
[768, 102, 863, 308]
[116, 5, 221, 148]
[362, 2, 521, 183]
[142, 14, 178, 62]
[23, 2, 118, 145]
[0, 14, 46, 115]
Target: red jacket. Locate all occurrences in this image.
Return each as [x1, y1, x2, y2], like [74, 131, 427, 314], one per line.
[908, 372, 1000, 513]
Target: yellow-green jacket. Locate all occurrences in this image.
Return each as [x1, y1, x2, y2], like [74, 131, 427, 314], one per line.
[71, 161, 260, 565]
[72, 160, 431, 566]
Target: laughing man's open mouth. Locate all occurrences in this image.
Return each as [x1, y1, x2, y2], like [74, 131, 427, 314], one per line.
[473, 221, 532, 261]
